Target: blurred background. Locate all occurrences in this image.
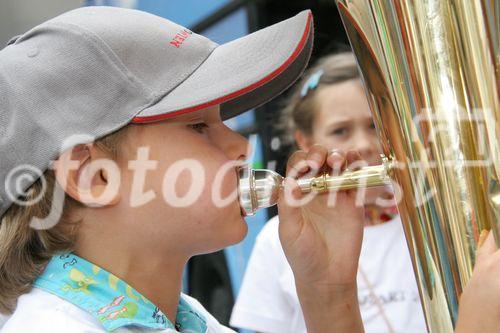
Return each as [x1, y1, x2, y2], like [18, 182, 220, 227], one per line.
[0, 0, 350, 330]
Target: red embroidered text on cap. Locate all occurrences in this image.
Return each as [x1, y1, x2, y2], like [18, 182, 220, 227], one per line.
[170, 29, 193, 48]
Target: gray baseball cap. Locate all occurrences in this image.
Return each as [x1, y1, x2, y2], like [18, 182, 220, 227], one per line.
[0, 6, 313, 218]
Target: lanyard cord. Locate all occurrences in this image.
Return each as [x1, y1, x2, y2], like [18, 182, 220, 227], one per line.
[358, 266, 396, 333]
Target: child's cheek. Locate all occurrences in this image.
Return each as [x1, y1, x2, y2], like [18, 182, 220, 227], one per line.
[207, 161, 240, 209]
[170, 169, 199, 199]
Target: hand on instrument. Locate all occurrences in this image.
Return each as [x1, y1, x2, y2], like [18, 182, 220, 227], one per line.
[277, 144, 365, 333]
[455, 231, 500, 333]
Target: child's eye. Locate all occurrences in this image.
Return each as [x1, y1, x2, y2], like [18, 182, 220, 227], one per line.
[330, 127, 348, 136]
[188, 122, 209, 133]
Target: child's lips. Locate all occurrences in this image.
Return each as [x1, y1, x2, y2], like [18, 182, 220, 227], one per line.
[235, 166, 245, 217]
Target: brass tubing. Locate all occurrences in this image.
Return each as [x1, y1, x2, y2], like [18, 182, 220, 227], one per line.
[297, 163, 391, 192]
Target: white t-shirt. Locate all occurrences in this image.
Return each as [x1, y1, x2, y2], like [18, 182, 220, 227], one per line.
[0, 314, 7, 330]
[2, 288, 234, 333]
[230, 215, 427, 333]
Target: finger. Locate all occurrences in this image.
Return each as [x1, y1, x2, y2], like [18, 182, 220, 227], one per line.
[476, 230, 497, 262]
[346, 150, 363, 171]
[305, 144, 328, 173]
[277, 177, 304, 242]
[279, 177, 303, 208]
[286, 150, 308, 177]
[326, 149, 346, 175]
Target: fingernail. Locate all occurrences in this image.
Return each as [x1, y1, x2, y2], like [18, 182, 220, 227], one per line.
[331, 151, 342, 158]
[328, 152, 343, 164]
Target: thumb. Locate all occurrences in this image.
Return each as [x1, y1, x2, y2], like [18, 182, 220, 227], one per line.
[277, 177, 304, 244]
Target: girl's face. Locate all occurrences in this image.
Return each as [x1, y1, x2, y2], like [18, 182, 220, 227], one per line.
[295, 79, 388, 206]
[297, 79, 382, 166]
[116, 105, 250, 256]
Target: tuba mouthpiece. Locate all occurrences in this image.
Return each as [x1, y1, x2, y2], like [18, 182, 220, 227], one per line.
[238, 165, 284, 216]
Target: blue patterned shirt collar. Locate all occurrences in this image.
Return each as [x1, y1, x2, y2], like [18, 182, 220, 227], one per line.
[33, 253, 207, 332]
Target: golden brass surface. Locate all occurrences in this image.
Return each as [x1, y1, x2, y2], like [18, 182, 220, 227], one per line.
[334, 0, 499, 331]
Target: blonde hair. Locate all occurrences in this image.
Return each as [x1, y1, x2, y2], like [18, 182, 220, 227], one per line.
[281, 52, 360, 146]
[0, 126, 129, 314]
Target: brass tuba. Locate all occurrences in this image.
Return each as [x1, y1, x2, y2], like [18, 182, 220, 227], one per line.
[238, 0, 499, 331]
[334, 0, 499, 331]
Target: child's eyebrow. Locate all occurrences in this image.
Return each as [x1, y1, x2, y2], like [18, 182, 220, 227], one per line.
[325, 119, 353, 127]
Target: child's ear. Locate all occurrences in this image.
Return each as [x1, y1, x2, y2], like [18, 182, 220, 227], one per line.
[53, 143, 121, 207]
[294, 130, 312, 151]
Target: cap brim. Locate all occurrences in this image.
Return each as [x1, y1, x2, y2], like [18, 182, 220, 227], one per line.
[132, 10, 313, 123]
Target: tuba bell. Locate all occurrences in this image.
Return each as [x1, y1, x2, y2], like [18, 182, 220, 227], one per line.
[238, 1, 499, 331]
[334, 0, 499, 331]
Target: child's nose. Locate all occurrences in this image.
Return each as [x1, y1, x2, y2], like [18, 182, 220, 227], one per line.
[224, 127, 252, 162]
[353, 131, 376, 160]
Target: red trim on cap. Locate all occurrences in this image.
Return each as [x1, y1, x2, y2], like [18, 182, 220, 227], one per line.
[132, 12, 313, 124]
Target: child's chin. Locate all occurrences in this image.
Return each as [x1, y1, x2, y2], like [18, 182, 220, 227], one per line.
[230, 218, 249, 244]
[218, 219, 249, 250]
[197, 219, 248, 255]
